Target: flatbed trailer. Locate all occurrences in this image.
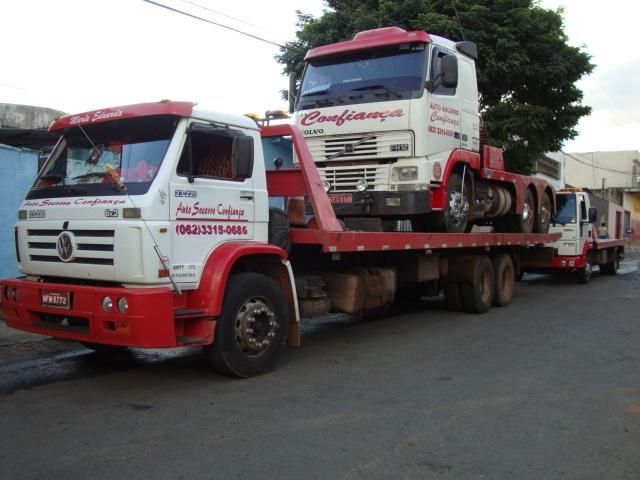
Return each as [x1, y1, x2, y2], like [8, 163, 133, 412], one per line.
[0, 105, 561, 377]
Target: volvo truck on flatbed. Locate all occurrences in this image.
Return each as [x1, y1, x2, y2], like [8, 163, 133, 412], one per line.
[294, 27, 555, 234]
[1, 101, 562, 377]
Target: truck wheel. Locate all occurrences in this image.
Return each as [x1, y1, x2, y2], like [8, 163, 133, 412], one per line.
[204, 273, 288, 378]
[433, 172, 472, 233]
[576, 258, 593, 284]
[443, 282, 463, 311]
[507, 189, 535, 233]
[600, 255, 619, 275]
[491, 254, 514, 307]
[535, 191, 552, 233]
[460, 256, 494, 313]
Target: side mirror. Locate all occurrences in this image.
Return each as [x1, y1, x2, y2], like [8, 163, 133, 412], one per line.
[233, 135, 254, 179]
[588, 207, 597, 224]
[441, 55, 458, 88]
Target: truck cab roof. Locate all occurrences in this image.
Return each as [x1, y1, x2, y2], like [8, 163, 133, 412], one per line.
[49, 100, 259, 132]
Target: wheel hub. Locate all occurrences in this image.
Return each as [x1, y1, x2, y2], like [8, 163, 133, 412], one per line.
[234, 298, 278, 357]
[522, 202, 532, 221]
[448, 192, 469, 225]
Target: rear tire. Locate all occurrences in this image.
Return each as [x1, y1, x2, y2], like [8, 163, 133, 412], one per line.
[204, 273, 288, 378]
[460, 256, 494, 313]
[536, 191, 552, 233]
[600, 254, 619, 275]
[507, 189, 535, 233]
[491, 254, 515, 307]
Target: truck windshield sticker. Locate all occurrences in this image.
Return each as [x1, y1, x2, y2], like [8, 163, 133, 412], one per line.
[24, 198, 126, 207]
[300, 108, 405, 127]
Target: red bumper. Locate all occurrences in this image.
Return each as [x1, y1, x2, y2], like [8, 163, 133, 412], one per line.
[0, 278, 214, 348]
[550, 255, 587, 270]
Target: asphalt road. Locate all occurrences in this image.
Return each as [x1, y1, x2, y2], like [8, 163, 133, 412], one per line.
[1, 254, 639, 480]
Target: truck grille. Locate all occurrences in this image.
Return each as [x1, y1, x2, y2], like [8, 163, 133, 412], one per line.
[320, 165, 389, 192]
[27, 228, 115, 265]
[306, 131, 413, 162]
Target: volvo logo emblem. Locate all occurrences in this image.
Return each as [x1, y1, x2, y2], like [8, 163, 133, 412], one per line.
[56, 232, 76, 262]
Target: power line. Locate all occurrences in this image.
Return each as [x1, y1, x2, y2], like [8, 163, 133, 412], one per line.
[142, 0, 303, 53]
[178, 0, 262, 29]
[562, 151, 633, 176]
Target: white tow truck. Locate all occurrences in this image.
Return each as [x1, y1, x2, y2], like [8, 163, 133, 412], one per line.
[1, 101, 565, 377]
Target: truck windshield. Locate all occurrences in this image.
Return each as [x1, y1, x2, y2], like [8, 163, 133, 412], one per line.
[297, 43, 427, 110]
[554, 194, 577, 224]
[28, 115, 178, 199]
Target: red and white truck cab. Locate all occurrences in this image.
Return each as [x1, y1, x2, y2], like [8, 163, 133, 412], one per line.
[520, 188, 625, 282]
[294, 27, 553, 234]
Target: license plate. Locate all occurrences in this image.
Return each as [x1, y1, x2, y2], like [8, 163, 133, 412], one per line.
[42, 289, 70, 309]
[329, 193, 353, 204]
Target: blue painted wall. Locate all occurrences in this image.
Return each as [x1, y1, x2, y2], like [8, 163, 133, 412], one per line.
[0, 145, 38, 278]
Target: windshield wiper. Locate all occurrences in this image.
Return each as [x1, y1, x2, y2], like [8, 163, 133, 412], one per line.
[72, 170, 126, 192]
[71, 172, 109, 180]
[351, 84, 402, 98]
[301, 90, 330, 97]
[38, 172, 67, 185]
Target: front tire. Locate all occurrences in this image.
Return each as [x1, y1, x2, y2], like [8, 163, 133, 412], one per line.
[204, 273, 288, 378]
[432, 172, 473, 233]
[576, 257, 593, 284]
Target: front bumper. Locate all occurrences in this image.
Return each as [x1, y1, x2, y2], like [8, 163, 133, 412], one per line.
[0, 278, 212, 348]
[326, 191, 431, 217]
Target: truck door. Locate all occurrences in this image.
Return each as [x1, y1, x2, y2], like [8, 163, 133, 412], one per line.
[578, 194, 592, 252]
[426, 46, 461, 159]
[169, 123, 255, 284]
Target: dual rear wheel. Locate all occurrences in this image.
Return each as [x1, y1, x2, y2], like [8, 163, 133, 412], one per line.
[443, 253, 515, 313]
[413, 174, 553, 235]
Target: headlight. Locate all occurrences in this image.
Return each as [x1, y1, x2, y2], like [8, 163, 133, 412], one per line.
[117, 297, 129, 314]
[322, 180, 331, 192]
[102, 296, 113, 312]
[392, 166, 418, 181]
[356, 179, 369, 192]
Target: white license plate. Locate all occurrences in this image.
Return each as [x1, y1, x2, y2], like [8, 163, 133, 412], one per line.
[42, 290, 70, 309]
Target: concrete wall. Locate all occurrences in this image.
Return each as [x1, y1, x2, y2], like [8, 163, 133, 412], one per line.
[0, 145, 38, 278]
[565, 150, 640, 190]
[0, 103, 65, 129]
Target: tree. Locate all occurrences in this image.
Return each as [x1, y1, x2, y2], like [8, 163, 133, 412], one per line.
[276, 0, 593, 173]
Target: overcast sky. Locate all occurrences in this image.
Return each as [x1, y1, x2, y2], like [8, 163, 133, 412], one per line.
[1, 0, 638, 153]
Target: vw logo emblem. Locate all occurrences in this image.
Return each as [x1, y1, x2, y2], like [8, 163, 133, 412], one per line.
[56, 231, 76, 262]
